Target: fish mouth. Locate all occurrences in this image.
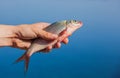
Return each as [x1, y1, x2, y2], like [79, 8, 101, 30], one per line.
[78, 21, 83, 25]
[78, 21, 83, 27]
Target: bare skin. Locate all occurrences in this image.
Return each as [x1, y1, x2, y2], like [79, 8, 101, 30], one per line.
[0, 22, 69, 52]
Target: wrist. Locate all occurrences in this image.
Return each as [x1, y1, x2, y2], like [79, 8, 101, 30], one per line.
[0, 25, 19, 47]
[0, 38, 13, 47]
[0, 25, 18, 38]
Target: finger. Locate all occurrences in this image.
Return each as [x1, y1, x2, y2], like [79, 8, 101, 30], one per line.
[46, 46, 52, 51]
[59, 29, 67, 36]
[32, 22, 58, 40]
[12, 38, 32, 50]
[55, 42, 61, 48]
[62, 38, 69, 44]
[40, 46, 52, 53]
[37, 30, 58, 40]
[32, 22, 50, 29]
[57, 29, 70, 42]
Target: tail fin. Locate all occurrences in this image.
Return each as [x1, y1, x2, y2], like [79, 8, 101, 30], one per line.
[15, 53, 30, 73]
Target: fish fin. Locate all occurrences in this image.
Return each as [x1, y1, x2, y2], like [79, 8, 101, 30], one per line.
[15, 53, 30, 73]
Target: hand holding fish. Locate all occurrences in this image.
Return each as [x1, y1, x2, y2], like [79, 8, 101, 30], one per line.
[0, 22, 69, 52]
[12, 22, 69, 52]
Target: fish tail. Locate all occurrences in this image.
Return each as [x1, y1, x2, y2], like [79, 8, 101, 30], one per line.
[15, 53, 30, 73]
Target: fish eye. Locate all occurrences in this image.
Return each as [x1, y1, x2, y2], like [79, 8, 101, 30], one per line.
[73, 20, 78, 23]
[70, 20, 72, 23]
[72, 20, 77, 23]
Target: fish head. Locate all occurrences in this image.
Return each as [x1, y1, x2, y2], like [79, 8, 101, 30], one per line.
[66, 20, 83, 28]
[65, 20, 83, 34]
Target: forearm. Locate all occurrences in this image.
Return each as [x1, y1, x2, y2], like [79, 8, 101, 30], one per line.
[0, 38, 13, 47]
[0, 25, 18, 38]
[0, 25, 18, 47]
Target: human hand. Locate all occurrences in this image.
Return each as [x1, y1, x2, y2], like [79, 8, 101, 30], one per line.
[12, 22, 69, 52]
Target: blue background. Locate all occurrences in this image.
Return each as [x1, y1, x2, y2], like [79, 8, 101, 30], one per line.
[0, 0, 120, 78]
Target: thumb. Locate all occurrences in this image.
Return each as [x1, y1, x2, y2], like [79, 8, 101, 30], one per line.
[37, 30, 58, 40]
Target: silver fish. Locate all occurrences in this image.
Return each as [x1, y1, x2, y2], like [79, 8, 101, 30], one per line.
[15, 20, 83, 72]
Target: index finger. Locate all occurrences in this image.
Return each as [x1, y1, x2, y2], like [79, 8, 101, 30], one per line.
[32, 22, 51, 29]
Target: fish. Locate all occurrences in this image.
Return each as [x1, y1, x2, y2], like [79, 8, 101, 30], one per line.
[15, 20, 83, 72]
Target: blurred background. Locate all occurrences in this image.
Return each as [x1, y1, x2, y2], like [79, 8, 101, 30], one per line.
[0, 0, 120, 78]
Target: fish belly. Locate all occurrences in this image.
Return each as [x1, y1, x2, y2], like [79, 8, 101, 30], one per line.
[27, 38, 57, 55]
